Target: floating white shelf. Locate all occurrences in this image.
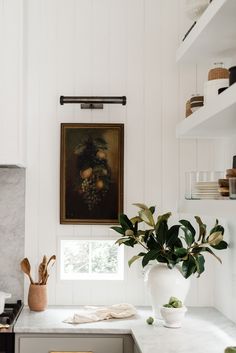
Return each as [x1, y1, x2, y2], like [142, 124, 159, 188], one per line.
[178, 199, 236, 218]
[177, 0, 236, 63]
[176, 83, 236, 138]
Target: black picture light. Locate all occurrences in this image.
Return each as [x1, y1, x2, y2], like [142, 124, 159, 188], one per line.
[60, 96, 127, 109]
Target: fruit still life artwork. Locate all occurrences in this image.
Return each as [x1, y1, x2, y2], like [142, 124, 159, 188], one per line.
[60, 123, 124, 224]
[77, 137, 112, 211]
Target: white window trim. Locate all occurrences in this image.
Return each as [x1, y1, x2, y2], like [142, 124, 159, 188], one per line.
[59, 237, 124, 281]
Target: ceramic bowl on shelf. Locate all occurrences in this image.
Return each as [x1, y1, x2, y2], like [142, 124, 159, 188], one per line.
[185, 0, 210, 22]
[160, 306, 187, 328]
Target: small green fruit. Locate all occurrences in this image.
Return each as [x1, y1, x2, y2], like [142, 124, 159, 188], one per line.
[146, 316, 154, 325]
[172, 300, 183, 308]
[169, 296, 179, 305]
[225, 347, 236, 353]
[163, 304, 172, 308]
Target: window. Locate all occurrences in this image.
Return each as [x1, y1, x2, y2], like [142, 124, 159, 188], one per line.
[60, 239, 124, 280]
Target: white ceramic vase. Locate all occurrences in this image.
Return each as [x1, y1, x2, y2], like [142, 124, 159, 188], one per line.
[144, 264, 190, 319]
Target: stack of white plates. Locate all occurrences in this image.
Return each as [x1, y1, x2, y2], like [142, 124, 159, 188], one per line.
[192, 181, 220, 199]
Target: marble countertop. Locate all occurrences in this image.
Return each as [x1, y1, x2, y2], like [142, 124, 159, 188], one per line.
[14, 306, 236, 353]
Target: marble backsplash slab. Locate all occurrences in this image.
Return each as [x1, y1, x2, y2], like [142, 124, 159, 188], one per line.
[0, 168, 25, 301]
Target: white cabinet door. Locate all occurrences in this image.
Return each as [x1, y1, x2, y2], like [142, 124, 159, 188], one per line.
[18, 337, 122, 353]
[0, 0, 25, 166]
[16, 336, 126, 353]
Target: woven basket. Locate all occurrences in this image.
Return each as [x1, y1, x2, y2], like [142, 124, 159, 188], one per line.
[208, 67, 229, 81]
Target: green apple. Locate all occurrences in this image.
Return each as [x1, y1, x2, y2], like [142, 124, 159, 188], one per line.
[146, 317, 154, 325]
[225, 347, 236, 353]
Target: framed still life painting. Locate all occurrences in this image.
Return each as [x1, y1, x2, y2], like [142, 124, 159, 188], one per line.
[60, 123, 124, 224]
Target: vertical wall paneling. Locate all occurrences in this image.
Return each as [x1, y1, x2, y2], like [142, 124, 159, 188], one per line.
[24, 0, 41, 302]
[0, 0, 25, 165]
[161, 0, 180, 213]
[24, 0, 218, 307]
[144, 0, 163, 209]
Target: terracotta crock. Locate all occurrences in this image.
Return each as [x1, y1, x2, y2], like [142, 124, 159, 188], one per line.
[28, 284, 47, 311]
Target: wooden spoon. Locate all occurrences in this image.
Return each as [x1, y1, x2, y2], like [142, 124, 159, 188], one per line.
[47, 255, 56, 267]
[20, 258, 34, 284]
[43, 255, 56, 285]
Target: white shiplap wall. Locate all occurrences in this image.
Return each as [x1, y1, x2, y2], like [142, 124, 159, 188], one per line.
[23, 0, 220, 306]
[0, 0, 25, 165]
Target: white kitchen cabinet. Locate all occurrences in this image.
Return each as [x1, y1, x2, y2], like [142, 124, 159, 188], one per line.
[15, 334, 134, 353]
[0, 0, 26, 166]
[134, 343, 141, 353]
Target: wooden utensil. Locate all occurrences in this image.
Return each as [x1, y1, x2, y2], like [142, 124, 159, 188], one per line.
[38, 255, 47, 285]
[20, 258, 34, 284]
[47, 255, 56, 268]
[43, 255, 56, 284]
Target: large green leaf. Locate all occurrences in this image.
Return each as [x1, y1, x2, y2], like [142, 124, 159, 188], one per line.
[133, 221, 138, 236]
[139, 209, 155, 227]
[211, 240, 228, 250]
[146, 233, 161, 250]
[166, 225, 181, 247]
[115, 237, 130, 245]
[142, 250, 160, 267]
[133, 203, 149, 210]
[181, 226, 194, 247]
[174, 238, 183, 248]
[174, 247, 188, 257]
[156, 213, 172, 230]
[130, 216, 142, 225]
[128, 253, 145, 267]
[195, 216, 206, 242]
[156, 220, 168, 246]
[149, 206, 156, 214]
[193, 254, 205, 277]
[116, 237, 137, 247]
[182, 255, 196, 278]
[110, 226, 124, 235]
[119, 214, 133, 231]
[179, 220, 196, 239]
[143, 229, 153, 242]
[156, 254, 169, 264]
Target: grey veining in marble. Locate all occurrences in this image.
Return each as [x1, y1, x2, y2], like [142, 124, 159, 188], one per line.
[0, 168, 25, 301]
[14, 307, 236, 353]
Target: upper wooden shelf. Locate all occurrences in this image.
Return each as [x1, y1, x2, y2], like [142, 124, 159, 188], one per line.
[176, 0, 236, 63]
[176, 83, 236, 138]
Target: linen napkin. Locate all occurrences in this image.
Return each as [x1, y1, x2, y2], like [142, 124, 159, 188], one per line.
[64, 303, 137, 324]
